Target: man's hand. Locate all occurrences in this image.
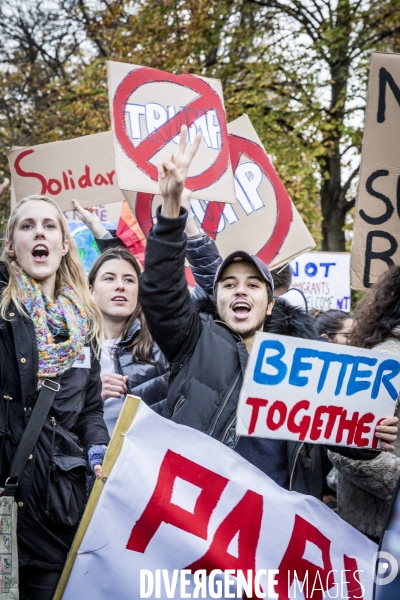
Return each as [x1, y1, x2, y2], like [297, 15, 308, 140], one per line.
[72, 198, 108, 239]
[101, 373, 129, 402]
[375, 416, 399, 451]
[158, 125, 201, 218]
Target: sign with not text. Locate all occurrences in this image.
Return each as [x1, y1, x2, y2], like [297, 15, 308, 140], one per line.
[8, 132, 124, 212]
[125, 115, 316, 269]
[236, 332, 400, 448]
[61, 400, 375, 600]
[107, 61, 236, 203]
[290, 251, 351, 312]
[352, 52, 400, 290]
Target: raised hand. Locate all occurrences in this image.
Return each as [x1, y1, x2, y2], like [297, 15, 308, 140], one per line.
[0, 180, 9, 196]
[72, 198, 107, 239]
[158, 125, 202, 218]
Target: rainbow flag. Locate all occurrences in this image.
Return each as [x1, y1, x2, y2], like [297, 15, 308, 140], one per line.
[117, 201, 146, 265]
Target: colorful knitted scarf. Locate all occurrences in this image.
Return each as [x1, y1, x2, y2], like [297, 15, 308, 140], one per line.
[13, 265, 88, 387]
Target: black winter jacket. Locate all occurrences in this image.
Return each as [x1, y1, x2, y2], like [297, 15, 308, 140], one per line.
[111, 319, 168, 406]
[0, 262, 109, 570]
[139, 209, 378, 500]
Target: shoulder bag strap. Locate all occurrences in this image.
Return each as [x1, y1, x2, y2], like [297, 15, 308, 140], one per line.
[3, 376, 61, 497]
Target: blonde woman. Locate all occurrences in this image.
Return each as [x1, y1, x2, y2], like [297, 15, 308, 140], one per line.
[0, 195, 109, 599]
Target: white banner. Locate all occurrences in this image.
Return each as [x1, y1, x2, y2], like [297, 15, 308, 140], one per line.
[236, 332, 400, 448]
[290, 252, 351, 312]
[63, 401, 376, 599]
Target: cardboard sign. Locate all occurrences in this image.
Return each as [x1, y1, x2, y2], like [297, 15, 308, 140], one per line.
[236, 332, 400, 448]
[352, 52, 400, 290]
[124, 115, 316, 269]
[60, 399, 375, 600]
[107, 61, 236, 203]
[290, 251, 351, 311]
[8, 132, 124, 212]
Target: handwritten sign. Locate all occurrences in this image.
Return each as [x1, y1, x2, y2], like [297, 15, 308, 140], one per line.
[61, 400, 375, 600]
[352, 52, 400, 290]
[290, 251, 351, 311]
[8, 132, 124, 211]
[124, 115, 316, 269]
[236, 332, 400, 447]
[107, 61, 236, 203]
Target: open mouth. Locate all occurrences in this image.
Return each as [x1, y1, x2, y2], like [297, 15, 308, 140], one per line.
[112, 296, 127, 302]
[232, 302, 251, 316]
[32, 245, 49, 261]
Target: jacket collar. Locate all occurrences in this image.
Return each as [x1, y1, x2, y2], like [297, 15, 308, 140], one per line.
[117, 318, 141, 347]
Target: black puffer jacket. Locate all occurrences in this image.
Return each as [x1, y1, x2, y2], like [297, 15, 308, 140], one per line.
[0, 263, 109, 570]
[112, 319, 169, 406]
[140, 209, 378, 500]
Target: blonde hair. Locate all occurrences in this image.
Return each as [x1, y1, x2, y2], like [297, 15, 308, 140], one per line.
[0, 195, 103, 355]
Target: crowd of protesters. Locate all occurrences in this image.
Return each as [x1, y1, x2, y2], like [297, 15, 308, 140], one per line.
[1, 126, 400, 598]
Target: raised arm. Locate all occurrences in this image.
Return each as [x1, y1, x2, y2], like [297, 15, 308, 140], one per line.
[139, 126, 204, 363]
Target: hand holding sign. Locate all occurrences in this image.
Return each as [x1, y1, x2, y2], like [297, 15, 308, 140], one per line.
[158, 125, 202, 218]
[376, 416, 398, 451]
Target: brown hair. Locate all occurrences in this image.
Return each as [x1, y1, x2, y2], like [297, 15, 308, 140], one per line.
[88, 246, 155, 364]
[350, 266, 400, 349]
[0, 195, 103, 355]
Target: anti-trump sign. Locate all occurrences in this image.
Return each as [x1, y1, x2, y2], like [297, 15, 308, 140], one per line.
[124, 115, 316, 269]
[8, 131, 124, 211]
[59, 399, 376, 600]
[236, 332, 400, 447]
[107, 61, 236, 204]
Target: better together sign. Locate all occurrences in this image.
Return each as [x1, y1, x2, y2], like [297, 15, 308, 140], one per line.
[236, 332, 400, 448]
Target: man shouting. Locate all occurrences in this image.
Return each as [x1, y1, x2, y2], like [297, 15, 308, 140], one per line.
[139, 126, 397, 498]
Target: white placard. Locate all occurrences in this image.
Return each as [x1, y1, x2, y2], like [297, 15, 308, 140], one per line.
[290, 251, 351, 312]
[63, 401, 376, 599]
[236, 332, 400, 447]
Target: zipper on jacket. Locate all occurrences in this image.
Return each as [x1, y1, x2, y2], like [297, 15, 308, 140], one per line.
[208, 370, 241, 438]
[289, 442, 304, 491]
[221, 415, 237, 446]
[172, 395, 186, 415]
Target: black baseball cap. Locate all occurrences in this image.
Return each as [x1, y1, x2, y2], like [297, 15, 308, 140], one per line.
[214, 251, 274, 292]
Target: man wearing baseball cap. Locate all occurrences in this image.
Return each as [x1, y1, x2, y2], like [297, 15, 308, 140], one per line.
[139, 126, 382, 496]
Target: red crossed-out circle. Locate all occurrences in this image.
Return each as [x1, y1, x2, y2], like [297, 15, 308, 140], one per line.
[135, 134, 293, 267]
[201, 134, 293, 265]
[113, 67, 230, 191]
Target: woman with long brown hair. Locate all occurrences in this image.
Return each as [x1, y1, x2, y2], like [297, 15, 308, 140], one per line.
[329, 265, 400, 542]
[87, 247, 168, 435]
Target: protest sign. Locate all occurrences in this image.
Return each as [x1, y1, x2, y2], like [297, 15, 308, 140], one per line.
[351, 52, 400, 290]
[8, 132, 124, 212]
[107, 61, 236, 203]
[124, 115, 316, 269]
[58, 398, 375, 600]
[290, 251, 351, 312]
[236, 332, 400, 448]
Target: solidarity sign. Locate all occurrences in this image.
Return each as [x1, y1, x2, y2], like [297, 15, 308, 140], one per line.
[237, 332, 400, 448]
[108, 61, 236, 203]
[127, 115, 315, 269]
[8, 132, 124, 212]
